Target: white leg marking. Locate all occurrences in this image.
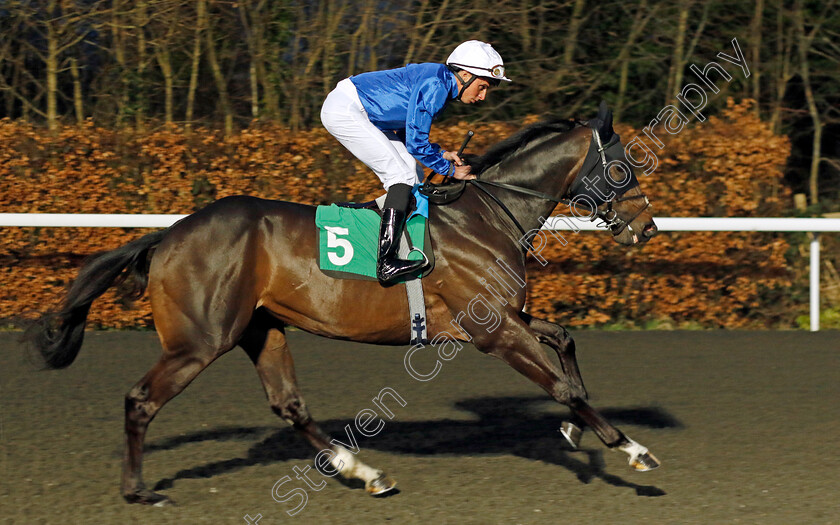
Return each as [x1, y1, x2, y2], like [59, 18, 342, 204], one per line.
[331, 446, 381, 483]
[618, 437, 648, 463]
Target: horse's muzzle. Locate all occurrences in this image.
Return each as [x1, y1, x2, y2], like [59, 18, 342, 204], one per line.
[622, 220, 658, 245]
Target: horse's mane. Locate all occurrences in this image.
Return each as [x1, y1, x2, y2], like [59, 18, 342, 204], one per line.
[467, 118, 578, 175]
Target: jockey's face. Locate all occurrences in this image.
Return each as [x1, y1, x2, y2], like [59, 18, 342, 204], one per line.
[457, 71, 491, 104]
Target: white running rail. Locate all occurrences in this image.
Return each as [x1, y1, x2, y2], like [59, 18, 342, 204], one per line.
[2, 214, 839, 331]
[546, 217, 840, 332]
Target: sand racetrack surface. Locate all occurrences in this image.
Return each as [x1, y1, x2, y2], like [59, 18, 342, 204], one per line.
[1, 330, 838, 524]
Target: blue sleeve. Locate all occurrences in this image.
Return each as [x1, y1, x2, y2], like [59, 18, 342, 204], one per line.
[405, 77, 453, 176]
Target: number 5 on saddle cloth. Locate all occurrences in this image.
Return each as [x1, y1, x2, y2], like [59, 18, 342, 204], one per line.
[315, 185, 433, 282]
[315, 186, 434, 344]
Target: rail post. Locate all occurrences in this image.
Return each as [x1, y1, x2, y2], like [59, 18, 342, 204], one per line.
[810, 234, 820, 332]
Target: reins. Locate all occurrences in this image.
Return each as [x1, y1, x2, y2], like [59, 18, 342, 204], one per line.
[468, 179, 557, 237]
[468, 125, 650, 240]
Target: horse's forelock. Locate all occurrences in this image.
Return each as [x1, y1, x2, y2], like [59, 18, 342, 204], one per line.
[470, 119, 577, 175]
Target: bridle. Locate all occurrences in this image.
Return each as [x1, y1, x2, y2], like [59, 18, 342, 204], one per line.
[469, 126, 650, 240]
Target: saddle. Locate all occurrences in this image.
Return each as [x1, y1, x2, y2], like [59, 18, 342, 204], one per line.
[316, 187, 434, 281]
[417, 152, 480, 205]
[316, 186, 434, 344]
[418, 175, 466, 205]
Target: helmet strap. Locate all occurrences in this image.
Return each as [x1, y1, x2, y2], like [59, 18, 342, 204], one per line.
[451, 69, 477, 101]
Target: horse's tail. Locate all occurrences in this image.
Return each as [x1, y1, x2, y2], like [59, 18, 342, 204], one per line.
[23, 229, 168, 369]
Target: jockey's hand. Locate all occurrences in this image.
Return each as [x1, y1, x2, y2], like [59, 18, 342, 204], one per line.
[452, 165, 476, 180]
[442, 150, 463, 165]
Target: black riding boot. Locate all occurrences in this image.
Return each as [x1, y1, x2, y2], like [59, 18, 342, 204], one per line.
[377, 184, 427, 286]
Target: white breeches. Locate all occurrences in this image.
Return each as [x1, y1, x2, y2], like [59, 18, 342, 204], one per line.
[320, 78, 424, 190]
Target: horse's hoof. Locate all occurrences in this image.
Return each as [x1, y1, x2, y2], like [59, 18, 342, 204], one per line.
[366, 473, 397, 497]
[124, 488, 175, 506]
[629, 451, 661, 472]
[559, 421, 583, 449]
[153, 497, 176, 507]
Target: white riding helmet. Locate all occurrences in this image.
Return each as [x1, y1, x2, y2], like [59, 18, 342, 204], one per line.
[446, 40, 511, 83]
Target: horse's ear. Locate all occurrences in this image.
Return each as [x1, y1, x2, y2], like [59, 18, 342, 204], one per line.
[597, 100, 614, 140]
[597, 100, 609, 122]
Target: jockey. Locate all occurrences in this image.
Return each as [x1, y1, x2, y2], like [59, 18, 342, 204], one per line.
[321, 40, 510, 286]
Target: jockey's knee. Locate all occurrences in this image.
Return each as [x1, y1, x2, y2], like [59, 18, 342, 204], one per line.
[383, 182, 413, 209]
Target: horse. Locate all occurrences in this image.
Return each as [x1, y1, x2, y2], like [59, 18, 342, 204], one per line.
[25, 105, 659, 506]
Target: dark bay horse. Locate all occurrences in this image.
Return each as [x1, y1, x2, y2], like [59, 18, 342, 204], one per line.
[25, 107, 659, 506]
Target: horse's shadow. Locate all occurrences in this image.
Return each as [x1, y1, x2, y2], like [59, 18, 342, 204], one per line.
[151, 395, 681, 497]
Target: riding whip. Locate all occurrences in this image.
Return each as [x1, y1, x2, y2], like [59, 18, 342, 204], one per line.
[457, 130, 474, 157]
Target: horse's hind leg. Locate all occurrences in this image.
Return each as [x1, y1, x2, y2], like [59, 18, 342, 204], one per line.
[239, 313, 396, 496]
[122, 343, 217, 505]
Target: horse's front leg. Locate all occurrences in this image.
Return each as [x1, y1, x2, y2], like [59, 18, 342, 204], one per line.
[519, 312, 588, 449]
[470, 315, 660, 472]
[520, 312, 587, 400]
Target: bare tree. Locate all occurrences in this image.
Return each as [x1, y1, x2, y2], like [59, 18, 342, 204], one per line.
[794, 0, 838, 205]
[68, 56, 83, 125]
[5, 1, 107, 130]
[664, 0, 711, 107]
[134, 0, 150, 131]
[148, 0, 189, 126]
[238, 0, 263, 119]
[769, 0, 795, 134]
[202, 0, 233, 135]
[185, 0, 205, 130]
[751, 0, 764, 116]
[0, 14, 46, 121]
[614, 0, 657, 122]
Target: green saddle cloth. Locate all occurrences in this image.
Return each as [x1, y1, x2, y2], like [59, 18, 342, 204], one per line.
[315, 204, 430, 281]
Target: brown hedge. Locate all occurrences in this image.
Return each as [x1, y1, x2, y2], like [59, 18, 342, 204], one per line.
[0, 99, 799, 329]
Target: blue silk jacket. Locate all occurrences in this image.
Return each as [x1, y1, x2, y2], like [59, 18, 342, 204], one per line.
[350, 63, 460, 175]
